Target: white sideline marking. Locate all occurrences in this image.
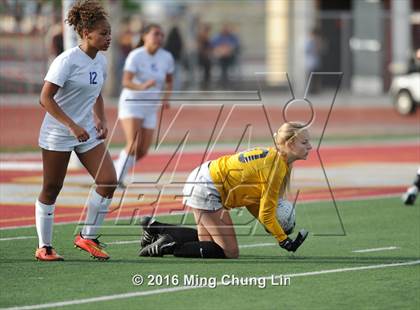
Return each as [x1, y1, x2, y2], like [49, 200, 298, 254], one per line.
[352, 246, 399, 253]
[0, 236, 36, 241]
[0, 192, 402, 231]
[108, 240, 138, 245]
[283, 260, 420, 277]
[2, 260, 419, 310]
[0, 220, 83, 231]
[0, 162, 42, 171]
[0, 235, 273, 249]
[239, 243, 274, 248]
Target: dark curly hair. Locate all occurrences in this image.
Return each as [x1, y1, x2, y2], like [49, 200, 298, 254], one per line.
[66, 0, 108, 38]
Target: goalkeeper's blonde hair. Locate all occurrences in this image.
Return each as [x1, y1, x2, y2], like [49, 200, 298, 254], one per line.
[273, 121, 307, 198]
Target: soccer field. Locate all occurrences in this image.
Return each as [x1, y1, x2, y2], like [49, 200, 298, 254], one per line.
[2, 0, 420, 308]
[1, 196, 419, 310]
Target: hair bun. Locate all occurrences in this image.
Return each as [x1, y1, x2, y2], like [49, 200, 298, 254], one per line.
[65, 0, 108, 38]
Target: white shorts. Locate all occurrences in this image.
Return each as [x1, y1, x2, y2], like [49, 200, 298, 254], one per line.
[118, 96, 159, 129]
[182, 161, 223, 211]
[39, 126, 103, 153]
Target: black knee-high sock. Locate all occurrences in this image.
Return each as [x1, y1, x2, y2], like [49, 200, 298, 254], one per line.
[150, 221, 199, 244]
[173, 241, 226, 259]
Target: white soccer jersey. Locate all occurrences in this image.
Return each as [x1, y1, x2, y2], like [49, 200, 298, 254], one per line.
[119, 47, 174, 107]
[40, 46, 107, 136]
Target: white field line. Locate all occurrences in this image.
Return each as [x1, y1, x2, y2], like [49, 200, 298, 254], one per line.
[107, 240, 138, 245]
[0, 162, 42, 171]
[0, 214, 186, 231]
[1, 260, 419, 310]
[0, 236, 400, 254]
[0, 219, 85, 231]
[0, 235, 275, 249]
[352, 246, 399, 253]
[0, 236, 36, 241]
[238, 243, 274, 248]
[0, 237, 273, 249]
[0, 193, 403, 231]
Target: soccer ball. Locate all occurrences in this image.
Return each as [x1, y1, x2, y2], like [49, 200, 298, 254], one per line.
[276, 199, 296, 234]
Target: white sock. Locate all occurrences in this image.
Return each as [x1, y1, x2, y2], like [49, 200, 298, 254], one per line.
[407, 186, 418, 195]
[35, 200, 55, 248]
[114, 149, 136, 183]
[81, 190, 112, 239]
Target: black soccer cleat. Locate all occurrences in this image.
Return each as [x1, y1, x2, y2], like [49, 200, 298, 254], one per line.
[138, 234, 176, 257]
[139, 216, 158, 248]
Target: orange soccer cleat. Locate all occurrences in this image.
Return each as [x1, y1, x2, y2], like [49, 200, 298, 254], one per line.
[35, 246, 64, 261]
[74, 233, 110, 260]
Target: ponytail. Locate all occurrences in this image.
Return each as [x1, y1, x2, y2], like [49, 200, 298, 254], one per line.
[66, 0, 108, 38]
[274, 121, 307, 198]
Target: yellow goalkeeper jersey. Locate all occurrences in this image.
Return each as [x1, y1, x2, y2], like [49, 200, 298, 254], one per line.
[209, 147, 289, 242]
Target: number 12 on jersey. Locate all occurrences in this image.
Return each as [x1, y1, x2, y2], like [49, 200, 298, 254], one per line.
[89, 72, 97, 85]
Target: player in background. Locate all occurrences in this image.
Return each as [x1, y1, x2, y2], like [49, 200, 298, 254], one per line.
[139, 122, 312, 259]
[402, 168, 420, 205]
[401, 49, 420, 206]
[35, 0, 116, 261]
[114, 24, 174, 185]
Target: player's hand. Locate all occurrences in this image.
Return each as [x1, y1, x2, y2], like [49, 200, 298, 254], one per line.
[69, 123, 90, 142]
[279, 229, 308, 252]
[95, 120, 108, 139]
[139, 79, 156, 90]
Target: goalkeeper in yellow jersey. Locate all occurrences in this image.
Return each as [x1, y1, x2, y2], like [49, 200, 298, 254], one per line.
[139, 122, 312, 258]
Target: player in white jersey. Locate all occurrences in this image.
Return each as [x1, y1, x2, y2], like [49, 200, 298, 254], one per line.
[114, 24, 174, 184]
[35, 0, 116, 261]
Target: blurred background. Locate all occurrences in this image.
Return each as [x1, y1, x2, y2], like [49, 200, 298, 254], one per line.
[0, 0, 419, 95]
[0, 0, 419, 151]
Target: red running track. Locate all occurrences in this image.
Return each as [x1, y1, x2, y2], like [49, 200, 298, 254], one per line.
[1, 144, 418, 228]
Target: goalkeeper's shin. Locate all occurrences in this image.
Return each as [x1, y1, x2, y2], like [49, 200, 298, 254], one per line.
[173, 241, 226, 259]
[141, 217, 198, 246]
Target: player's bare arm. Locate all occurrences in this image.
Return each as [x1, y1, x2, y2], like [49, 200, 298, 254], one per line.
[161, 74, 173, 109]
[39, 81, 89, 142]
[121, 71, 156, 91]
[93, 93, 108, 139]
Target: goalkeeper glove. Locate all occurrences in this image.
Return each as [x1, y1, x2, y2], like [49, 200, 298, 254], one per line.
[279, 229, 308, 252]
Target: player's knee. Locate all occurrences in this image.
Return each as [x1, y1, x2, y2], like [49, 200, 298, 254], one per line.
[135, 148, 148, 160]
[96, 176, 117, 196]
[126, 148, 136, 157]
[42, 182, 63, 201]
[96, 185, 116, 198]
[224, 246, 239, 259]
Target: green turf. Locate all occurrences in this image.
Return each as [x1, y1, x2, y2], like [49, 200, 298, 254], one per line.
[0, 197, 419, 309]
